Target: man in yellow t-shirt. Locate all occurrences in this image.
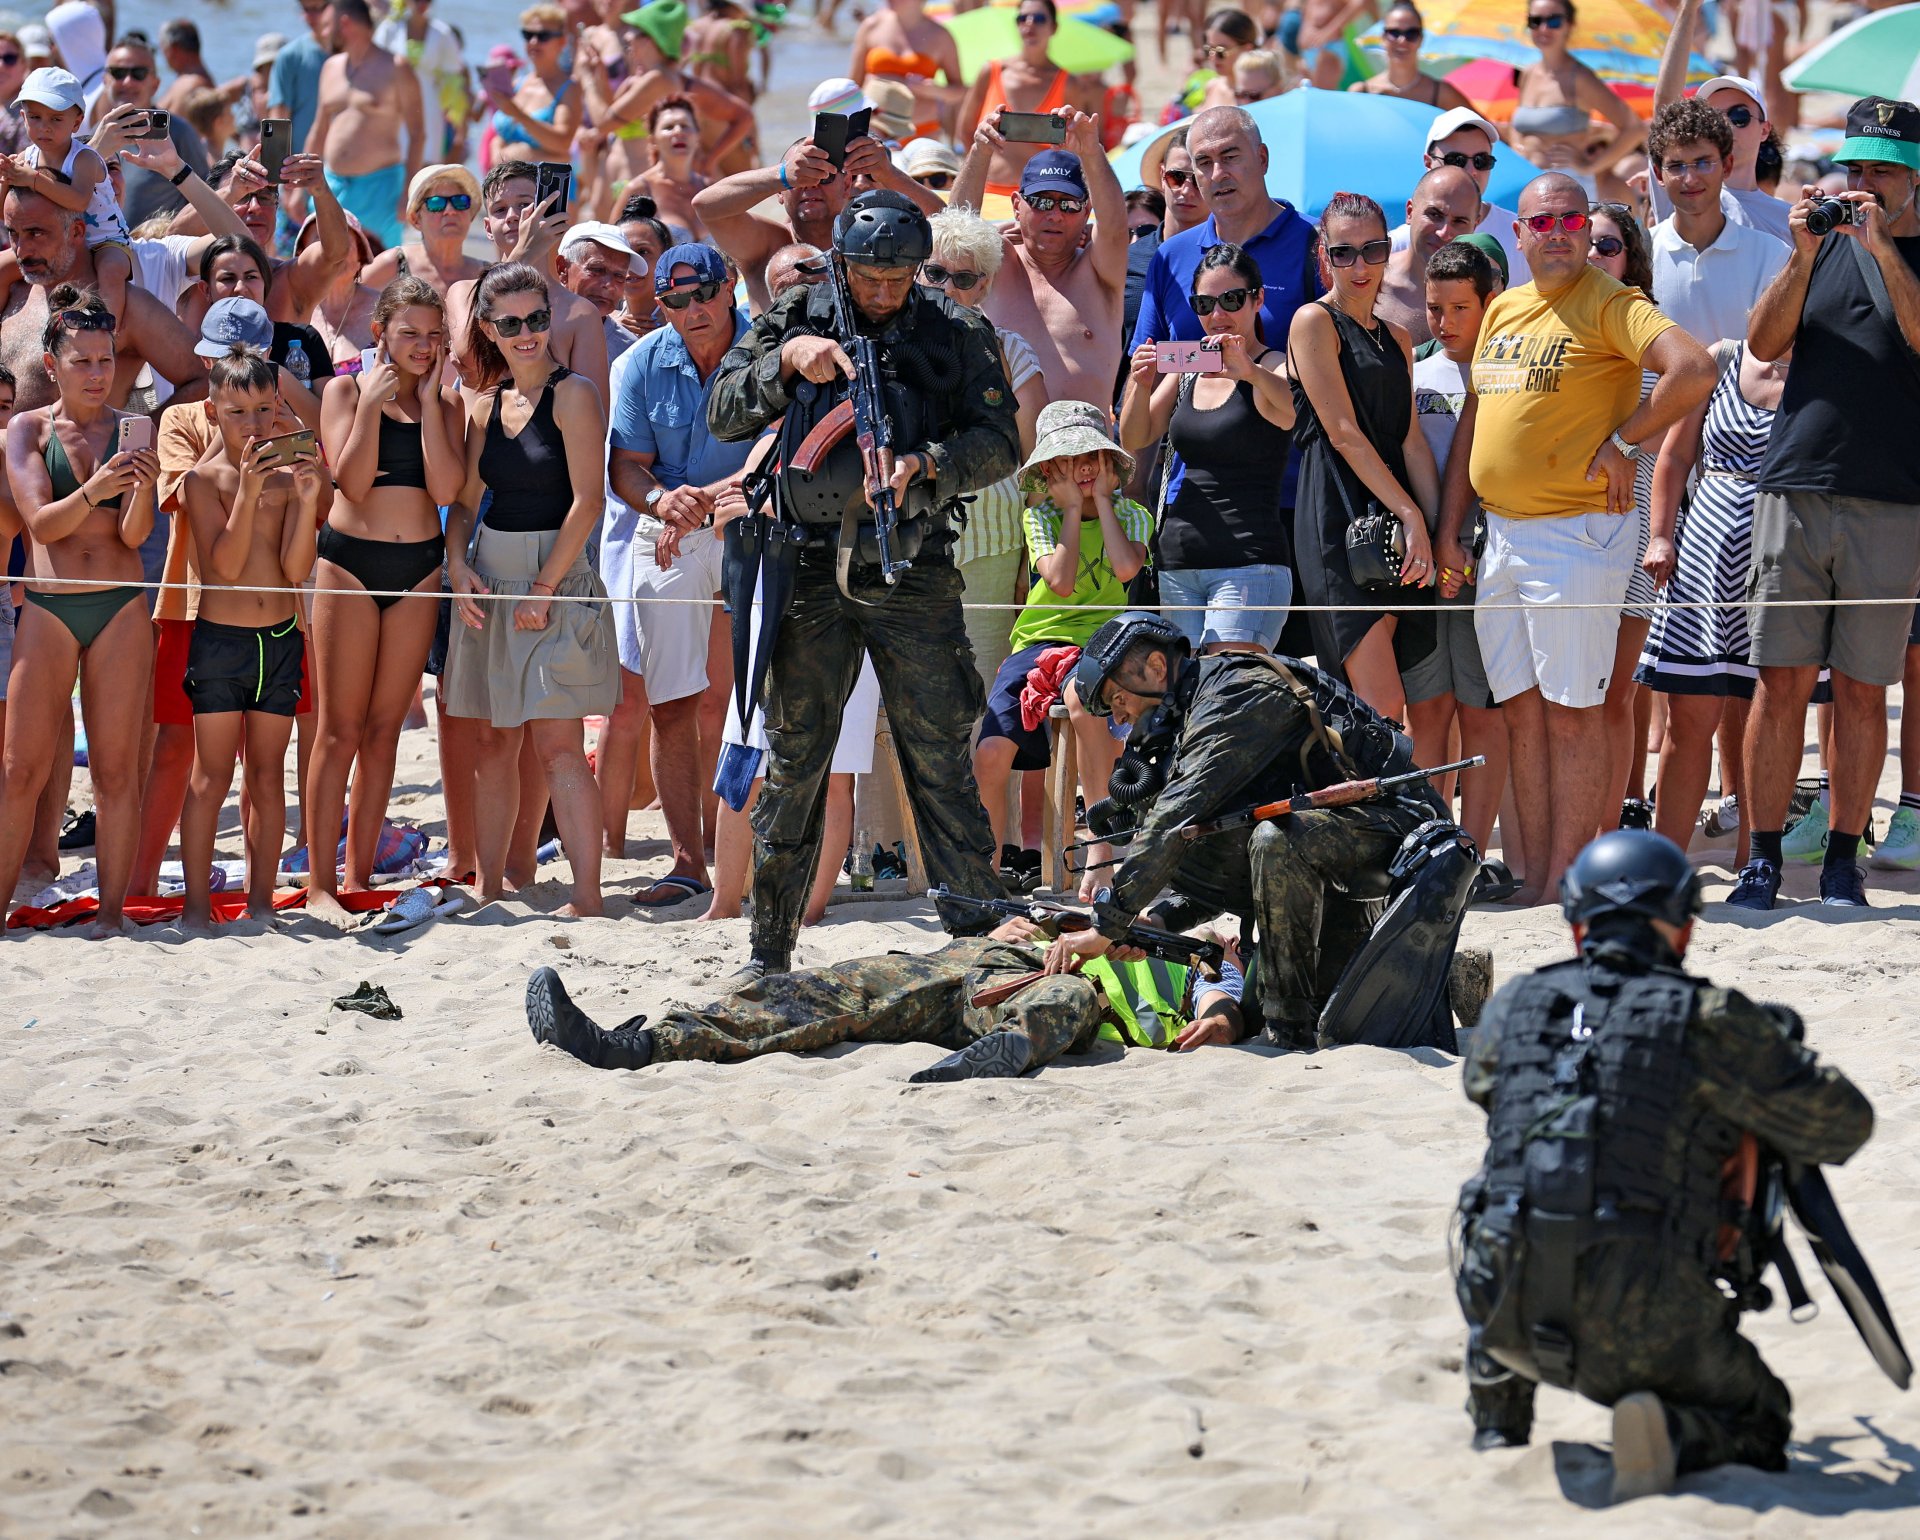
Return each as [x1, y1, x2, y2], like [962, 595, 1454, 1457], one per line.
[1442, 173, 1713, 905]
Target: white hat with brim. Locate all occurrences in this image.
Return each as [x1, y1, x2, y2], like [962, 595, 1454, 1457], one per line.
[1017, 400, 1135, 496]
[560, 220, 647, 274]
[901, 137, 961, 180]
[407, 163, 482, 215]
[1694, 75, 1768, 121]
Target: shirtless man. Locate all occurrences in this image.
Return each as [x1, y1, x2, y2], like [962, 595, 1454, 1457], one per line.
[1374, 166, 1483, 346]
[954, 109, 1127, 409]
[0, 187, 201, 411]
[0, 289, 161, 932]
[176, 151, 355, 327]
[694, 129, 938, 311]
[446, 163, 610, 404]
[306, 0, 424, 250]
[177, 348, 324, 926]
[1296, 0, 1374, 91]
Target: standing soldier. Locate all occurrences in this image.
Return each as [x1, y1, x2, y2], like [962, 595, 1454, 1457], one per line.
[1454, 830, 1878, 1502]
[707, 189, 1019, 982]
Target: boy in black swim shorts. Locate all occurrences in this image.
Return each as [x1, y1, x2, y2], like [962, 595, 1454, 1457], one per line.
[178, 346, 328, 925]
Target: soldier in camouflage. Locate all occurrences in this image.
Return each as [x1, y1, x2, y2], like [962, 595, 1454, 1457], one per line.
[707, 190, 1020, 982]
[1455, 831, 1874, 1504]
[524, 921, 1247, 1080]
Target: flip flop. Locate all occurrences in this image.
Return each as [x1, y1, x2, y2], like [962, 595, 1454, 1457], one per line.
[1469, 859, 1523, 907]
[367, 885, 468, 935]
[631, 874, 713, 908]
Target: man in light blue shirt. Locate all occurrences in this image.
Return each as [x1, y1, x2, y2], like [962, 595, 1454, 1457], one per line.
[603, 242, 756, 902]
[267, 0, 334, 169]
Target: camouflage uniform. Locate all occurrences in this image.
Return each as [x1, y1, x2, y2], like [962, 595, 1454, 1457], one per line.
[708, 282, 1020, 963]
[1459, 952, 1875, 1471]
[1107, 653, 1442, 1044]
[647, 937, 1103, 1066]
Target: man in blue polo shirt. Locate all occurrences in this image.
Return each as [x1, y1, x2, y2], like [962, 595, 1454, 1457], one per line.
[605, 242, 757, 903]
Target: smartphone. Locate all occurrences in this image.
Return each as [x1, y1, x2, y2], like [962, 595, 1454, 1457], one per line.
[999, 110, 1066, 145]
[133, 108, 171, 141]
[1156, 340, 1224, 374]
[811, 107, 872, 170]
[259, 118, 292, 184]
[482, 61, 516, 98]
[534, 161, 572, 215]
[116, 416, 154, 455]
[255, 429, 317, 470]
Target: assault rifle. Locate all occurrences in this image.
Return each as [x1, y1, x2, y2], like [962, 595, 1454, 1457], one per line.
[1177, 755, 1486, 841]
[819, 250, 909, 584]
[934, 886, 1223, 988]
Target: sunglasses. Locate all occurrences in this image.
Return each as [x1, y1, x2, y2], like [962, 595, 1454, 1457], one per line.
[522, 28, 564, 42]
[658, 280, 724, 309]
[1015, 11, 1050, 24]
[1724, 104, 1756, 128]
[1202, 43, 1233, 60]
[421, 192, 474, 212]
[1589, 235, 1625, 257]
[107, 65, 152, 82]
[1382, 25, 1423, 40]
[1023, 193, 1086, 213]
[1129, 223, 1158, 239]
[915, 171, 955, 190]
[232, 187, 276, 208]
[1522, 210, 1589, 233]
[1659, 155, 1721, 180]
[1190, 284, 1256, 315]
[487, 307, 552, 336]
[1526, 12, 1568, 28]
[0, 51, 19, 66]
[1234, 89, 1266, 103]
[1162, 166, 1194, 187]
[921, 262, 982, 289]
[55, 308, 114, 333]
[1436, 150, 1498, 172]
[1325, 238, 1392, 267]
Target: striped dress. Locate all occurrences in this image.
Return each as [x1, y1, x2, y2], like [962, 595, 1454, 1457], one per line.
[1634, 346, 1774, 698]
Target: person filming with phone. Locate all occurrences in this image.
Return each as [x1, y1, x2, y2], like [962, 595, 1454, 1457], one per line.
[1733, 95, 1920, 913]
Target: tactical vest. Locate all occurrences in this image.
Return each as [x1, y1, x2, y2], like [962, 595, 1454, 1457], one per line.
[1454, 956, 1740, 1389]
[1242, 655, 1418, 794]
[1085, 955, 1193, 1048]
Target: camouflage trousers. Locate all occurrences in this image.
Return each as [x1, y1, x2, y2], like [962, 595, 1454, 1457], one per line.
[1248, 801, 1428, 1038]
[1466, 1263, 1792, 1475]
[751, 550, 1004, 962]
[649, 937, 1105, 1066]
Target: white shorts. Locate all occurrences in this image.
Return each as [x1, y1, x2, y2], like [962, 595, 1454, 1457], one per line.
[724, 587, 880, 776]
[1475, 510, 1635, 709]
[629, 523, 726, 704]
[599, 501, 647, 676]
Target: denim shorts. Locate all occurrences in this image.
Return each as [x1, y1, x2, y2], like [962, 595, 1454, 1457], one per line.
[1158, 563, 1292, 650]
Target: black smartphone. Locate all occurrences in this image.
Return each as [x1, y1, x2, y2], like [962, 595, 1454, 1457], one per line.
[999, 110, 1066, 145]
[134, 108, 171, 141]
[811, 107, 872, 170]
[535, 161, 572, 214]
[259, 118, 292, 183]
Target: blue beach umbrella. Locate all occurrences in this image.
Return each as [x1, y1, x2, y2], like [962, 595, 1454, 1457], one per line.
[1110, 91, 1541, 218]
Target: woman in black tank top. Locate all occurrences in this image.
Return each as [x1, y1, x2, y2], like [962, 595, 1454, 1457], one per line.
[1118, 242, 1297, 655]
[443, 264, 619, 916]
[308, 277, 467, 920]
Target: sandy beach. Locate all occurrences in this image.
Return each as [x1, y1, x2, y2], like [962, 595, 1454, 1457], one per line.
[3, 682, 1918, 1538]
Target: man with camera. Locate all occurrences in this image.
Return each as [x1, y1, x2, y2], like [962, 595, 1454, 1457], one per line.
[1737, 97, 1920, 911]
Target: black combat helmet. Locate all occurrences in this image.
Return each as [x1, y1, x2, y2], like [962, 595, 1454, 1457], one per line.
[1073, 611, 1189, 717]
[833, 189, 932, 267]
[1560, 830, 1703, 931]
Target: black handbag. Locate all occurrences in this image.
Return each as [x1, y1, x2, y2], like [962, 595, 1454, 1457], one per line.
[1343, 505, 1407, 591]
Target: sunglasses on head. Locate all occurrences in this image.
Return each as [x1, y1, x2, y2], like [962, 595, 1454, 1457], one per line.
[915, 171, 954, 190]
[1023, 192, 1086, 214]
[1436, 149, 1497, 172]
[1190, 284, 1256, 315]
[522, 28, 563, 42]
[107, 65, 151, 81]
[1325, 238, 1392, 267]
[421, 192, 473, 212]
[920, 262, 981, 289]
[1163, 166, 1194, 187]
[1382, 25, 1423, 40]
[1590, 235, 1625, 257]
[487, 307, 552, 336]
[1522, 210, 1589, 233]
[658, 279, 724, 309]
[55, 308, 114, 333]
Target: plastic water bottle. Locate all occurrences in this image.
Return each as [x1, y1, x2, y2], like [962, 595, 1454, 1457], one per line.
[849, 829, 874, 892]
[284, 338, 311, 386]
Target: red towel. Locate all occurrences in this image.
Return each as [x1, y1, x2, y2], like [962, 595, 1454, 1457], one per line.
[1019, 645, 1083, 733]
[6, 882, 453, 931]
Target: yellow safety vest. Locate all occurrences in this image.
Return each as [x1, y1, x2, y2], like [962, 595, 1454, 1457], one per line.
[1085, 955, 1192, 1049]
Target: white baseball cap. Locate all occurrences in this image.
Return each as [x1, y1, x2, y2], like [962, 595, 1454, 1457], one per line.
[1425, 107, 1501, 152]
[559, 220, 647, 275]
[17, 66, 85, 114]
[1694, 75, 1768, 122]
[808, 77, 865, 116]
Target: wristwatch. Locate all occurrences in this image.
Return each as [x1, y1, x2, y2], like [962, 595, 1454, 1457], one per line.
[642, 486, 664, 512]
[168, 163, 194, 187]
[1609, 430, 1641, 463]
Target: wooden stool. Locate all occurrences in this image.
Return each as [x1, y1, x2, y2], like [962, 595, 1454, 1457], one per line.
[1039, 701, 1079, 892]
[859, 707, 928, 896]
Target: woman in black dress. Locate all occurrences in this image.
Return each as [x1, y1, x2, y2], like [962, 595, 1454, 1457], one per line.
[1287, 192, 1439, 718]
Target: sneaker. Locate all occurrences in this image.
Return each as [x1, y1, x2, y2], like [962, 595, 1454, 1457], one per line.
[1619, 797, 1654, 831]
[1819, 862, 1869, 907]
[1700, 794, 1740, 839]
[1871, 807, 1920, 870]
[1609, 1392, 1678, 1504]
[57, 808, 95, 850]
[1014, 847, 1043, 894]
[908, 1032, 1034, 1083]
[1781, 797, 1829, 863]
[1726, 858, 1781, 912]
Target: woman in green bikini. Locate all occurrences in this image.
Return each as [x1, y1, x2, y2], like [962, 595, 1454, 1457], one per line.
[0, 286, 161, 932]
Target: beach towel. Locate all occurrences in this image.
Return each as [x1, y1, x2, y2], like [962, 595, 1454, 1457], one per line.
[6, 881, 458, 931]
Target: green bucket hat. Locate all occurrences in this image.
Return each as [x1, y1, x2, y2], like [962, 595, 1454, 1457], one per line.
[1018, 400, 1135, 499]
[621, 0, 688, 60]
[1834, 95, 1920, 172]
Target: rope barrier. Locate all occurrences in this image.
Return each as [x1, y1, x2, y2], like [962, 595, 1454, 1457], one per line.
[9, 573, 1918, 613]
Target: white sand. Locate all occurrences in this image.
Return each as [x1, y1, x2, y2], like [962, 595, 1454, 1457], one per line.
[4, 707, 1919, 1537]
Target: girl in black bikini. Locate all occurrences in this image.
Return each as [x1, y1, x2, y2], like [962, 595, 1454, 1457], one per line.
[307, 276, 466, 922]
[0, 286, 160, 932]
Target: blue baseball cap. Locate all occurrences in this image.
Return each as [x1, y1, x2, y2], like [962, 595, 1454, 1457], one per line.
[1020, 149, 1088, 202]
[196, 297, 273, 358]
[654, 242, 728, 290]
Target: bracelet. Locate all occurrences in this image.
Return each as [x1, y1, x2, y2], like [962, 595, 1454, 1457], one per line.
[779, 162, 790, 190]
[79, 484, 94, 508]
[530, 581, 555, 594]
[169, 163, 193, 187]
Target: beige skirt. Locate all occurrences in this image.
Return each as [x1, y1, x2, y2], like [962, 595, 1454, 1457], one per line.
[442, 525, 620, 728]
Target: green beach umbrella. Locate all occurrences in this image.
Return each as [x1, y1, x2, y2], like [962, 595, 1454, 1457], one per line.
[943, 5, 1135, 81]
[1783, 4, 1920, 101]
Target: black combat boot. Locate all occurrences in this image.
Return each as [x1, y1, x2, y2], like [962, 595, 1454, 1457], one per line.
[527, 968, 653, 1070]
